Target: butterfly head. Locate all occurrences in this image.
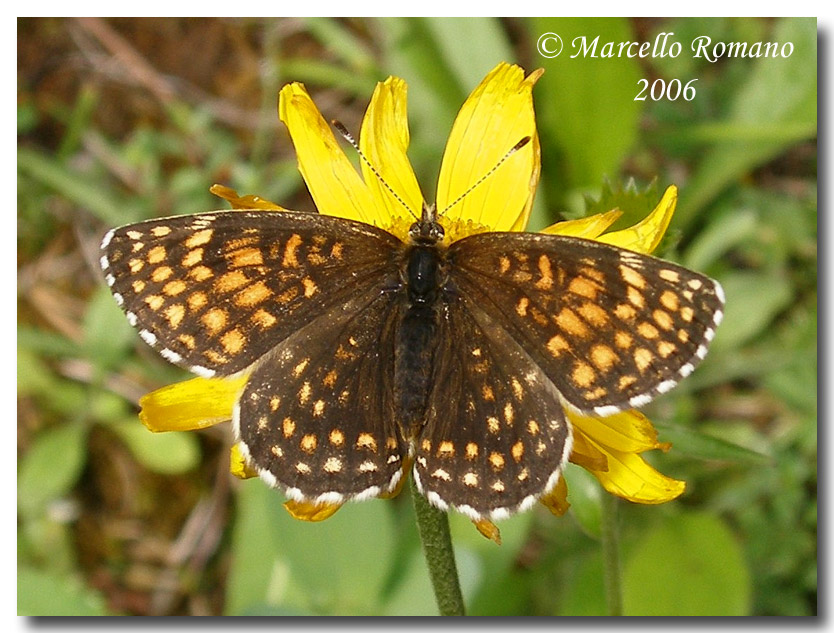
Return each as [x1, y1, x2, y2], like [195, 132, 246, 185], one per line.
[408, 203, 445, 246]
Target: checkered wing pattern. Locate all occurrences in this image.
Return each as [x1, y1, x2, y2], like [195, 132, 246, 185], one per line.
[100, 211, 401, 378]
[448, 232, 725, 417]
[234, 285, 409, 504]
[413, 295, 571, 521]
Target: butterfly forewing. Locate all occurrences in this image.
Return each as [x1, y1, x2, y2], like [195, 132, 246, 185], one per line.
[235, 285, 408, 503]
[100, 211, 401, 377]
[414, 295, 571, 520]
[448, 233, 724, 416]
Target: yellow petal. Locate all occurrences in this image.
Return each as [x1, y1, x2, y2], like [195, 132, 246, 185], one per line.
[596, 185, 678, 254]
[210, 184, 285, 210]
[540, 208, 623, 238]
[472, 518, 502, 545]
[378, 456, 413, 499]
[230, 443, 258, 479]
[590, 446, 686, 504]
[359, 76, 424, 223]
[284, 499, 343, 522]
[568, 428, 609, 472]
[539, 476, 570, 516]
[436, 62, 542, 231]
[279, 83, 384, 224]
[138, 375, 248, 432]
[567, 410, 667, 455]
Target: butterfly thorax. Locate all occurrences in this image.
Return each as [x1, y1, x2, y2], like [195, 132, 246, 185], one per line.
[395, 203, 449, 438]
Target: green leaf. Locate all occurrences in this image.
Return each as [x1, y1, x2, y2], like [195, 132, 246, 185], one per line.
[529, 18, 643, 199]
[623, 512, 752, 615]
[18, 423, 88, 518]
[18, 566, 109, 615]
[109, 419, 201, 475]
[675, 17, 817, 230]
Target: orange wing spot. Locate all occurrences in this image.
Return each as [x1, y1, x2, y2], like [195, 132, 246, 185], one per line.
[580, 266, 606, 283]
[481, 385, 495, 401]
[300, 434, 318, 453]
[177, 334, 196, 350]
[323, 457, 343, 473]
[231, 247, 264, 268]
[282, 234, 303, 268]
[329, 429, 345, 446]
[568, 276, 598, 300]
[330, 242, 343, 260]
[614, 303, 637, 321]
[615, 330, 633, 349]
[590, 344, 618, 372]
[216, 270, 249, 293]
[126, 230, 143, 240]
[386, 437, 397, 451]
[302, 277, 318, 298]
[657, 341, 677, 358]
[147, 246, 166, 264]
[298, 381, 312, 404]
[491, 480, 506, 493]
[463, 472, 479, 488]
[547, 334, 570, 357]
[307, 251, 326, 266]
[511, 441, 524, 463]
[234, 281, 271, 307]
[584, 386, 607, 400]
[516, 296, 529, 317]
[282, 417, 296, 438]
[188, 265, 214, 282]
[653, 309, 674, 331]
[512, 269, 533, 283]
[637, 322, 660, 339]
[680, 306, 694, 322]
[437, 441, 455, 457]
[682, 290, 694, 301]
[270, 396, 282, 411]
[511, 378, 524, 400]
[677, 328, 690, 343]
[251, 308, 277, 328]
[659, 269, 680, 282]
[627, 286, 645, 308]
[465, 442, 479, 460]
[634, 347, 654, 372]
[528, 420, 540, 435]
[220, 328, 246, 356]
[498, 255, 511, 274]
[150, 226, 171, 237]
[357, 432, 378, 452]
[151, 266, 173, 282]
[182, 248, 203, 267]
[618, 374, 638, 390]
[421, 439, 432, 453]
[185, 228, 214, 249]
[312, 399, 325, 417]
[132, 280, 146, 293]
[489, 452, 505, 470]
[322, 369, 338, 388]
[487, 416, 500, 434]
[165, 304, 186, 329]
[144, 294, 165, 311]
[529, 305, 549, 326]
[578, 301, 608, 327]
[132, 241, 145, 252]
[619, 264, 647, 289]
[687, 278, 703, 290]
[163, 280, 187, 296]
[201, 307, 227, 335]
[276, 286, 299, 305]
[517, 468, 530, 481]
[128, 258, 145, 273]
[292, 358, 309, 377]
[556, 307, 590, 338]
[535, 255, 554, 290]
[572, 360, 596, 388]
[203, 349, 229, 365]
[660, 290, 680, 311]
[188, 291, 208, 311]
[504, 402, 515, 425]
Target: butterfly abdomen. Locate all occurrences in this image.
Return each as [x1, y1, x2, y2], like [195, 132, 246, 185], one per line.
[394, 244, 446, 438]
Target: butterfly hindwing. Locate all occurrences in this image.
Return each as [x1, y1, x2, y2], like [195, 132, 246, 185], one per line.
[100, 210, 401, 377]
[448, 232, 724, 416]
[413, 292, 572, 521]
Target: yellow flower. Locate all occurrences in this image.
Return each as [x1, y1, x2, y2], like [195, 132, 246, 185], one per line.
[138, 62, 685, 539]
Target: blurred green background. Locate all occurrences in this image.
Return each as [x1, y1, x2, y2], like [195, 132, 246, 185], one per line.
[17, 17, 816, 615]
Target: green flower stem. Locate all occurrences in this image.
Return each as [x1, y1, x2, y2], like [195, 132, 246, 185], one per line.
[601, 492, 624, 616]
[410, 476, 465, 616]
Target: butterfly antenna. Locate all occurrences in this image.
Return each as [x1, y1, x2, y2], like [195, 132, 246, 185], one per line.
[332, 120, 420, 221]
[440, 136, 532, 215]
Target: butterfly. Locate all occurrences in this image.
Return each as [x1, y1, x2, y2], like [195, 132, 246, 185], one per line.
[100, 188, 724, 522]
